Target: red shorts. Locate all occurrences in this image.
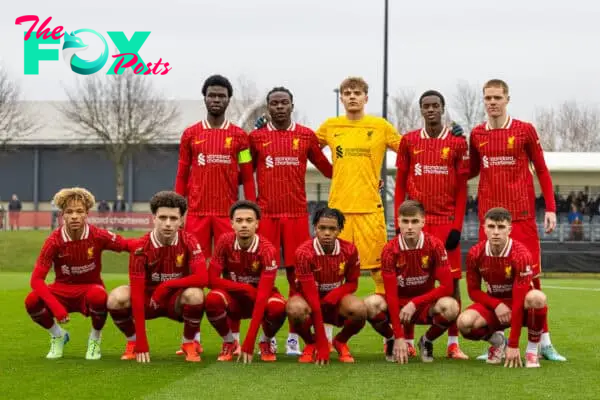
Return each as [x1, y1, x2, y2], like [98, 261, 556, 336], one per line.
[46, 283, 106, 316]
[185, 215, 232, 258]
[258, 215, 310, 267]
[383, 295, 434, 325]
[479, 219, 541, 274]
[467, 301, 530, 332]
[143, 289, 185, 321]
[208, 289, 285, 320]
[293, 293, 347, 327]
[423, 223, 462, 279]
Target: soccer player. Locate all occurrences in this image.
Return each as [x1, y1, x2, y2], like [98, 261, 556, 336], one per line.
[469, 79, 565, 361]
[394, 90, 469, 359]
[24, 187, 130, 360]
[287, 207, 366, 364]
[458, 207, 548, 368]
[364, 200, 458, 364]
[204, 200, 286, 363]
[107, 191, 207, 363]
[250, 86, 333, 356]
[175, 74, 256, 258]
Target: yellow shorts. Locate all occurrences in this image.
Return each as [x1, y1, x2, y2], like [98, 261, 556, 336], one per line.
[370, 269, 385, 295]
[338, 211, 387, 271]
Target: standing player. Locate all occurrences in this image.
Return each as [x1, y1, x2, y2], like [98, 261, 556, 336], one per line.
[24, 187, 130, 360]
[287, 207, 366, 364]
[394, 90, 469, 359]
[458, 208, 548, 368]
[204, 200, 287, 363]
[107, 191, 207, 363]
[364, 200, 458, 364]
[469, 79, 565, 361]
[250, 87, 332, 355]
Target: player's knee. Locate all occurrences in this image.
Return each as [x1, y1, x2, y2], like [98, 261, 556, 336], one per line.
[86, 286, 108, 309]
[524, 290, 547, 310]
[340, 295, 367, 321]
[364, 294, 386, 319]
[204, 291, 227, 312]
[457, 310, 478, 334]
[24, 291, 42, 312]
[286, 296, 310, 322]
[266, 298, 287, 319]
[107, 285, 130, 309]
[180, 288, 204, 305]
[436, 297, 459, 321]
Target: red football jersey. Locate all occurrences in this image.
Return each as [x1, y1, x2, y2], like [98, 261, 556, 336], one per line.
[175, 120, 250, 216]
[250, 122, 326, 217]
[396, 127, 469, 225]
[381, 231, 451, 301]
[294, 238, 360, 297]
[33, 224, 130, 285]
[466, 238, 535, 347]
[129, 230, 206, 294]
[469, 117, 556, 221]
[210, 232, 279, 288]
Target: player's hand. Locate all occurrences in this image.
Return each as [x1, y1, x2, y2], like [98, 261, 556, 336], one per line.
[57, 315, 70, 324]
[504, 347, 522, 368]
[445, 229, 462, 250]
[544, 211, 557, 233]
[238, 352, 254, 364]
[400, 301, 416, 324]
[254, 114, 269, 129]
[494, 303, 511, 325]
[136, 352, 151, 363]
[378, 179, 384, 193]
[393, 338, 409, 364]
[450, 121, 464, 137]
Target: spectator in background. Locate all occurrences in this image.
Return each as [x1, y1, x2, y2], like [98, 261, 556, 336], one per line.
[97, 200, 110, 229]
[50, 199, 60, 230]
[112, 195, 126, 231]
[8, 194, 22, 231]
[0, 199, 5, 230]
[568, 204, 584, 241]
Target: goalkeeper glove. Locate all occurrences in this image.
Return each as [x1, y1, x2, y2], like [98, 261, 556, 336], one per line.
[254, 114, 269, 129]
[450, 122, 464, 137]
[445, 229, 462, 250]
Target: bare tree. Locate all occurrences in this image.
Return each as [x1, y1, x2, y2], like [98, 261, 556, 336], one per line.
[0, 67, 36, 147]
[226, 76, 267, 131]
[57, 71, 180, 198]
[535, 101, 600, 152]
[388, 89, 421, 134]
[452, 80, 485, 134]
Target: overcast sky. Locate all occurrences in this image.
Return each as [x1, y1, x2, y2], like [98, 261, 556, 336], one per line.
[2, 0, 599, 129]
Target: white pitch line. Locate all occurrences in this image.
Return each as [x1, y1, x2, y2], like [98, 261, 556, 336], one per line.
[543, 285, 600, 292]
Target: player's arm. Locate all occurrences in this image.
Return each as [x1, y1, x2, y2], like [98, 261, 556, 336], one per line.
[525, 124, 556, 214]
[381, 243, 404, 339]
[30, 237, 68, 321]
[468, 133, 481, 179]
[97, 228, 133, 253]
[207, 237, 257, 297]
[129, 250, 149, 354]
[241, 248, 278, 354]
[448, 141, 470, 248]
[307, 133, 333, 178]
[322, 248, 360, 306]
[394, 138, 410, 231]
[384, 120, 402, 152]
[295, 249, 329, 360]
[507, 252, 535, 349]
[174, 128, 192, 196]
[466, 250, 502, 309]
[151, 238, 208, 304]
[410, 245, 453, 306]
[237, 132, 257, 202]
[315, 120, 330, 149]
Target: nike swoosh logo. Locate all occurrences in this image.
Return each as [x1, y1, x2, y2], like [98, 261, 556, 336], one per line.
[262, 142, 272, 147]
[413, 150, 425, 155]
[58, 254, 67, 258]
[148, 260, 159, 266]
[479, 142, 488, 148]
[450, 268, 460, 273]
[334, 133, 343, 137]
[194, 139, 208, 144]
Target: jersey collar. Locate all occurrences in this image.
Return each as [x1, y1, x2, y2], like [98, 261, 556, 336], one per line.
[485, 115, 512, 131]
[485, 238, 513, 257]
[313, 238, 340, 256]
[201, 119, 231, 130]
[398, 231, 424, 250]
[234, 234, 260, 253]
[267, 121, 296, 132]
[150, 230, 179, 248]
[61, 223, 89, 242]
[420, 126, 450, 140]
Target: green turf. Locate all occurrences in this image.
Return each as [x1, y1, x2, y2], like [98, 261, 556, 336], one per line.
[1, 231, 599, 400]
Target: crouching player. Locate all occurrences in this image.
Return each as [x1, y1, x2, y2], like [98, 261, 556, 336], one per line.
[25, 187, 131, 360]
[205, 200, 286, 363]
[107, 191, 207, 363]
[365, 200, 458, 363]
[286, 207, 366, 364]
[457, 207, 547, 368]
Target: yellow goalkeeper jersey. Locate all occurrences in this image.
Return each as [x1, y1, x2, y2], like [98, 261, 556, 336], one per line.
[316, 115, 401, 213]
